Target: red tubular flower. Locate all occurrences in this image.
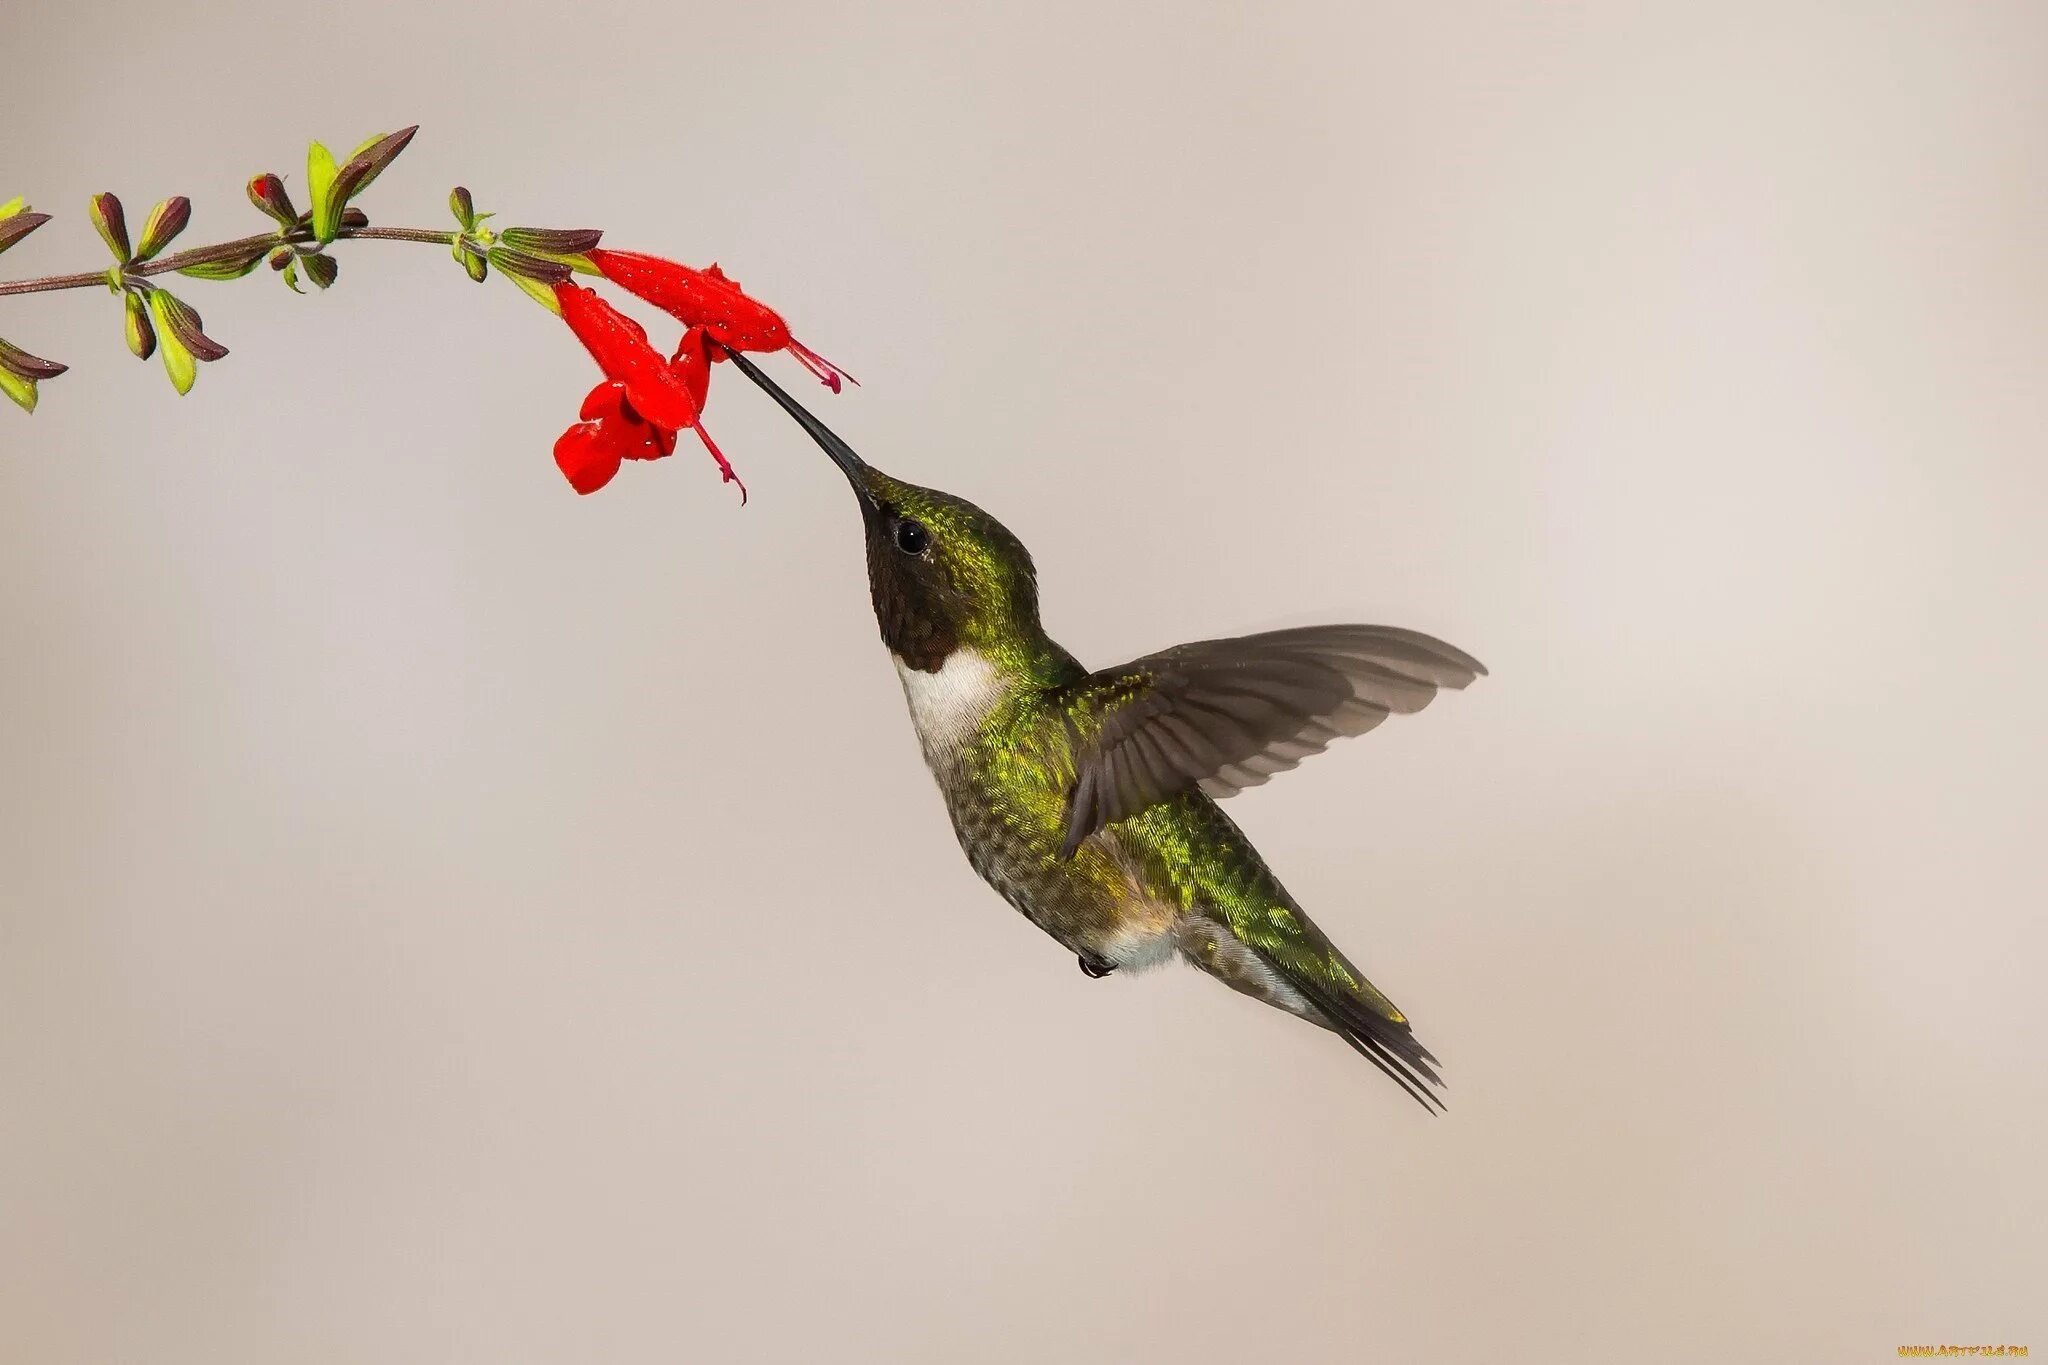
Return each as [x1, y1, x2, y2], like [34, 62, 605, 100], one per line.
[553, 281, 702, 430]
[545, 279, 768, 499]
[590, 249, 852, 393]
[550, 333, 745, 498]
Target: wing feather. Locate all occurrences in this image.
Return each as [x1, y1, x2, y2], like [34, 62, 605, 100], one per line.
[1056, 624, 1484, 857]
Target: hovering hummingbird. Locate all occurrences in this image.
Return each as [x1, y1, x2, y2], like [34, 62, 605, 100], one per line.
[727, 353, 1484, 1110]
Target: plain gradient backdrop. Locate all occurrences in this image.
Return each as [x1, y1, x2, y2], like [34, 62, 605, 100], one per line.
[3, 3, 2044, 1362]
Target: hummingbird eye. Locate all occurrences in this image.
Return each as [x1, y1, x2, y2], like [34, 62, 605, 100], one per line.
[893, 517, 931, 556]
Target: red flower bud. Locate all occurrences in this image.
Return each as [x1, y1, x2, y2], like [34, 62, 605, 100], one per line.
[553, 282, 701, 432]
[247, 174, 298, 227]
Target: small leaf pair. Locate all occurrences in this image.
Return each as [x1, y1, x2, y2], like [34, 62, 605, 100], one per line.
[445, 187, 492, 282]
[114, 287, 227, 395]
[448, 186, 488, 234]
[264, 244, 339, 294]
[88, 192, 192, 264]
[306, 127, 417, 243]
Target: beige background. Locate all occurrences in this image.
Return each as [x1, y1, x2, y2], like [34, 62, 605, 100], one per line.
[4, 2, 2044, 1361]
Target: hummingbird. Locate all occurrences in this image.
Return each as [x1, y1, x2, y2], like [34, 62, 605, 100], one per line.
[727, 353, 1485, 1110]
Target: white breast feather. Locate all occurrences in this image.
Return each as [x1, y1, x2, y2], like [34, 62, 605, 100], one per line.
[894, 649, 1005, 767]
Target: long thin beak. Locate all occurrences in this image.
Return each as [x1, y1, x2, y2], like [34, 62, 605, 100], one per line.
[720, 348, 875, 506]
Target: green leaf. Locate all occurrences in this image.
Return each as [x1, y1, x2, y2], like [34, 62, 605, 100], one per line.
[331, 127, 417, 207]
[0, 337, 68, 381]
[499, 265, 562, 314]
[0, 338, 64, 421]
[152, 290, 228, 361]
[0, 196, 24, 220]
[488, 246, 570, 285]
[0, 211, 51, 256]
[306, 140, 341, 243]
[280, 257, 303, 293]
[177, 258, 263, 280]
[304, 254, 338, 290]
[176, 242, 268, 280]
[0, 367, 36, 413]
[147, 292, 197, 395]
[499, 227, 605, 256]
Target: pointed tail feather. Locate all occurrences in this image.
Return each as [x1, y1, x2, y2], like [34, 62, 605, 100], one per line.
[1265, 955, 1446, 1113]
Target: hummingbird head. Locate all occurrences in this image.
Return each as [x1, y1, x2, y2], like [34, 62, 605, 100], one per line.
[724, 352, 1044, 673]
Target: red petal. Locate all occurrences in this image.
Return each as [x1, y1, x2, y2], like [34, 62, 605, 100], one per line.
[579, 380, 630, 423]
[553, 421, 624, 495]
[582, 380, 678, 461]
[620, 423, 678, 461]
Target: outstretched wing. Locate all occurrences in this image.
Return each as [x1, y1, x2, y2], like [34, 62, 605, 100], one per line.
[1056, 625, 1484, 858]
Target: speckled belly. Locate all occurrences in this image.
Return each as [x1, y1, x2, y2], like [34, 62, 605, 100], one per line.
[929, 761, 1180, 970]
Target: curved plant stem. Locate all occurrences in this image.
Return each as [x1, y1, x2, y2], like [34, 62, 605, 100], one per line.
[341, 227, 457, 247]
[0, 269, 111, 298]
[0, 225, 459, 299]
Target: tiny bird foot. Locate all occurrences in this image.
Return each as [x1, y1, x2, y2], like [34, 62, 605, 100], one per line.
[1077, 954, 1116, 979]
